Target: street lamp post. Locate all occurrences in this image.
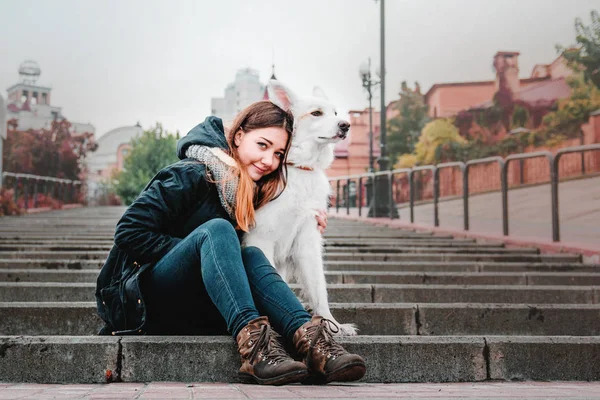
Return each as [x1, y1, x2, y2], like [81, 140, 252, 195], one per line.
[359, 59, 378, 215]
[365, 0, 397, 217]
[378, 0, 389, 173]
[359, 58, 378, 173]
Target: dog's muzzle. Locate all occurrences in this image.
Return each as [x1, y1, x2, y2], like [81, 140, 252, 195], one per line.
[336, 121, 350, 140]
[318, 120, 350, 141]
[335, 130, 348, 140]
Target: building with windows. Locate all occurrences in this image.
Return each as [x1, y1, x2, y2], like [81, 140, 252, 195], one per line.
[211, 68, 267, 124]
[85, 123, 143, 201]
[4, 61, 95, 135]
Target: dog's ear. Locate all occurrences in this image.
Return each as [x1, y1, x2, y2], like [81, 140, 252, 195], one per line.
[267, 80, 297, 112]
[312, 86, 329, 100]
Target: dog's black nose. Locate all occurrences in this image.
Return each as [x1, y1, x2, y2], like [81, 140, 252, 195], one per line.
[338, 121, 350, 132]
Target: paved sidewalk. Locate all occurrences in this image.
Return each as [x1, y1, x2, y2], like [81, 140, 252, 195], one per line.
[1, 382, 600, 399]
[333, 176, 600, 251]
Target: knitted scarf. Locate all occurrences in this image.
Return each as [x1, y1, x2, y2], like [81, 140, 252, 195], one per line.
[186, 145, 238, 220]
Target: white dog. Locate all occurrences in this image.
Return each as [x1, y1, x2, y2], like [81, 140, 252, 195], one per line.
[243, 80, 358, 336]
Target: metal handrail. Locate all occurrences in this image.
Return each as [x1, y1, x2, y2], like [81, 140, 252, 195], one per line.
[328, 142, 600, 242]
[433, 162, 465, 227]
[551, 143, 600, 241]
[2, 172, 82, 210]
[503, 151, 553, 237]
[2, 172, 81, 185]
[464, 157, 505, 233]
[408, 166, 435, 224]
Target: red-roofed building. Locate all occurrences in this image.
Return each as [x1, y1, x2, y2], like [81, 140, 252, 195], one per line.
[327, 103, 397, 178]
[424, 51, 573, 123]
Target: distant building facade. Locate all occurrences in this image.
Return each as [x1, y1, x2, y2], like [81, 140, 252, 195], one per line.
[424, 51, 573, 122]
[327, 51, 578, 178]
[4, 61, 95, 135]
[211, 68, 267, 124]
[86, 124, 143, 201]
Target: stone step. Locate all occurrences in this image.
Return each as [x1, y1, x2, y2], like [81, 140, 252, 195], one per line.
[0, 244, 113, 252]
[323, 232, 448, 239]
[0, 239, 115, 246]
[4, 269, 600, 286]
[1, 282, 598, 304]
[328, 271, 600, 286]
[0, 235, 114, 241]
[326, 247, 539, 254]
[324, 253, 580, 263]
[326, 261, 600, 273]
[0, 335, 598, 383]
[0, 238, 488, 247]
[325, 240, 502, 248]
[2, 302, 600, 337]
[0, 259, 104, 270]
[0, 251, 109, 260]
[0, 250, 565, 261]
[0, 259, 596, 274]
[0, 244, 537, 255]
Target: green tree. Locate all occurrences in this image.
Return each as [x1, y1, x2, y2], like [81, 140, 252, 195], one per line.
[111, 124, 180, 205]
[414, 118, 466, 165]
[540, 74, 600, 138]
[387, 81, 429, 165]
[558, 9, 600, 89]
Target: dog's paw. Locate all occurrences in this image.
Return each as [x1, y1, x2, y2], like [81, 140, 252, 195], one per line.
[335, 323, 359, 336]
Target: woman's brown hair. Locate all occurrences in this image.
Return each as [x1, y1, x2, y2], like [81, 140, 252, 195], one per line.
[227, 101, 294, 232]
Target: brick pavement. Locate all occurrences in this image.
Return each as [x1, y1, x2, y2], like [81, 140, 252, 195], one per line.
[1, 382, 600, 399]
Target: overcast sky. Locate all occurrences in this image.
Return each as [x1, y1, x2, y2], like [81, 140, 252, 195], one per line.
[1, 0, 597, 138]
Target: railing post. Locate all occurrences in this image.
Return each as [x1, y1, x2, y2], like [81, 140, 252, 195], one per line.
[13, 176, 18, 203]
[500, 160, 508, 236]
[388, 171, 394, 219]
[462, 166, 469, 231]
[335, 179, 340, 213]
[358, 177, 363, 217]
[408, 170, 415, 223]
[23, 178, 29, 210]
[551, 154, 560, 242]
[346, 177, 351, 216]
[433, 167, 439, 227]
[62, 181, 68, 203]
[33, 179, 39, 208]
[519, 159, 525, 185]
[372, 174, 378, 217]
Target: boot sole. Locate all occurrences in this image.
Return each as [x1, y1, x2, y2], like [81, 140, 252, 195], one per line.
[238, 369, 309, 386]
[303, 361, 367, 385]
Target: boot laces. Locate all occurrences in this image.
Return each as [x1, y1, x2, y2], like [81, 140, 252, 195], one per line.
[248, 324, 290, 366]
[307, 318, 345, 360]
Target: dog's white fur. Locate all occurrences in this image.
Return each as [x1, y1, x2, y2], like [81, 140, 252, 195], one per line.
[243, 80, 358, 336]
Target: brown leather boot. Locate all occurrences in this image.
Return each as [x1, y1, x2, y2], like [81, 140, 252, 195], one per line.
[293, 316, 366, 384]
[236, 316, 309, 385]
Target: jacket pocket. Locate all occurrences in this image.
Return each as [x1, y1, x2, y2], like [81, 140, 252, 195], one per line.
[100, 282, 126, 331]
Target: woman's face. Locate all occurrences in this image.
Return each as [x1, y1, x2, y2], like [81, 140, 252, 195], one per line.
[234, 127, 289, 181]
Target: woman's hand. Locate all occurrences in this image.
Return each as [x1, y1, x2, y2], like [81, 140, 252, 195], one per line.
[316, 210, 328, 234]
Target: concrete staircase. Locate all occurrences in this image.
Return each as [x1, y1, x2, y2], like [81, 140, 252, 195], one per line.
[0, 206, 599, 383]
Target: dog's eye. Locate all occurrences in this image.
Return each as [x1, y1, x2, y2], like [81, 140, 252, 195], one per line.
[334, 111, 338, 116]
[311, 110, 323, 117]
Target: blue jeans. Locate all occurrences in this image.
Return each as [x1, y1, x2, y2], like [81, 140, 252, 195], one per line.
[142, 218, 311, 339]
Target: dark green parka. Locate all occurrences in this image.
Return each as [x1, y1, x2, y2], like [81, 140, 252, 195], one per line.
[95, 116, 238, 335]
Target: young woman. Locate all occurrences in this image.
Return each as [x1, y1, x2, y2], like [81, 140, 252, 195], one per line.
[95, 101, 366, 385]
